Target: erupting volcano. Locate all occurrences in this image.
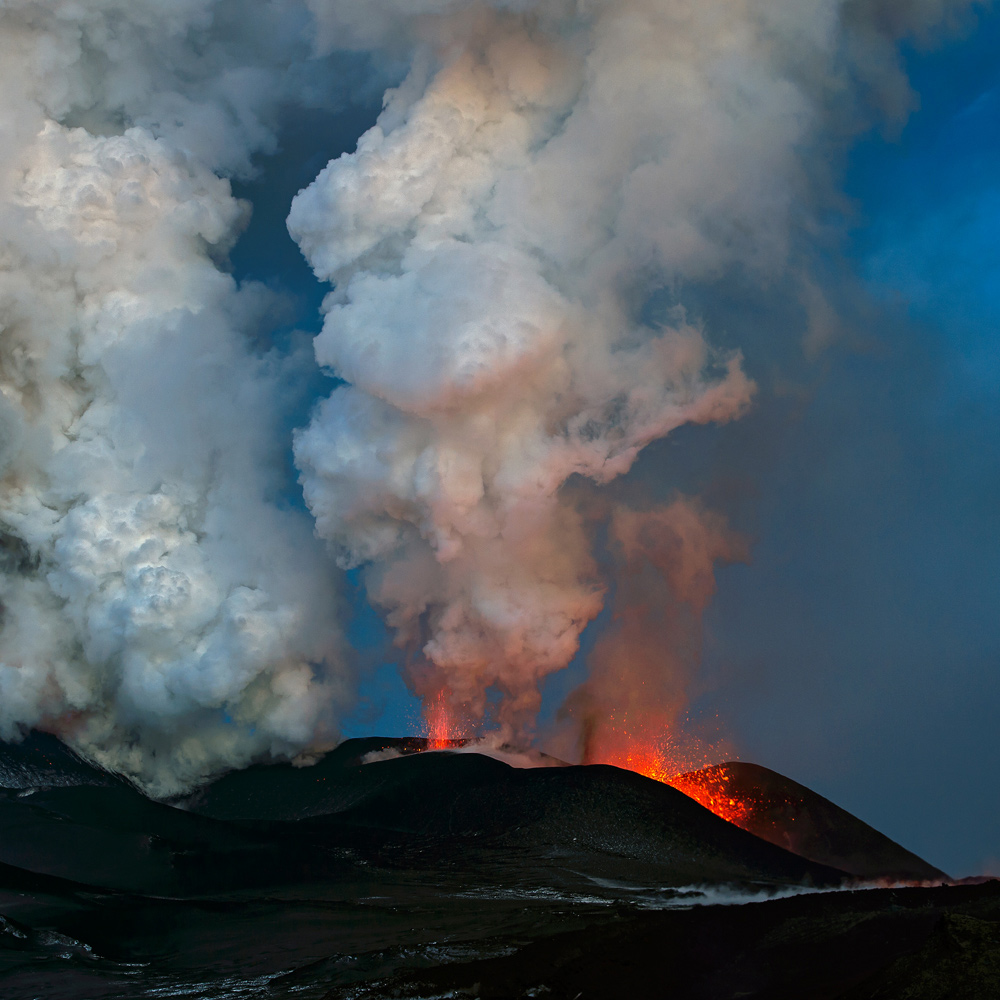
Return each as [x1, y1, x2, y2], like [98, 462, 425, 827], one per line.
[408, 668, 961, 896]
[0, 0, 994, 995]
[0, 729, 989, 999]
[410, 701, 947, 885]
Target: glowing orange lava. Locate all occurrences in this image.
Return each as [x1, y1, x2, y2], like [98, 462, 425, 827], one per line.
[601, 739, 756, 827]
[424, 690, 458, 749]
[666, 768, 753, 826]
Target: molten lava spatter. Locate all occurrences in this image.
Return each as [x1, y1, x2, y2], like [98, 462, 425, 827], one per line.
[599, 737, 760, 827]
[424, 691, 459, 749]
[667, 768, 754, 826]
[420, 705, 764, 829]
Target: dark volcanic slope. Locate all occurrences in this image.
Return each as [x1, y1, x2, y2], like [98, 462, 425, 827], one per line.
[679, 761, 948, 882]
[189, 737, 846, 888]
[0, 734, 994, 1000]
[0, 731, 127, 790]
[0, 781, 296, 895]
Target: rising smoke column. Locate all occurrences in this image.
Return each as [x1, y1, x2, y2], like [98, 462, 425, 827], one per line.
[289, 5, 758, 734]
[563, 497, 749, 766]
[291, 0, 983, 741]
[0, 1, 359, 794]
[0, 0, 982, 791]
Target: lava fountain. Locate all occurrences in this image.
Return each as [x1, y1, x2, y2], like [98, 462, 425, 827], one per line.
[596, 740, 757, 826]
[581, 719, 775, 829]
[423, 690, 462, 750]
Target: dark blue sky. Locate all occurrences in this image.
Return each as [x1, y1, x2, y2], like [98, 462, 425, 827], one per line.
[230, 13, 1000, 877]
[700, 16, 1000, 877]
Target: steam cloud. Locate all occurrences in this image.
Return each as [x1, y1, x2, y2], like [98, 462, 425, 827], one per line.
[290, 0, 980, 743]
[0, 0, 980, 791]
[0, 0, 357, 794]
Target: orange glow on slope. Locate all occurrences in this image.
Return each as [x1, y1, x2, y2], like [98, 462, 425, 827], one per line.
[419, 696, 762, 829]
[424, 690, 459, 749]
[598, 735, 757, 827]
[667, 768, 754, 826]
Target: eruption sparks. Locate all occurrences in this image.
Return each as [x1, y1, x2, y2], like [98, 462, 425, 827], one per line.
[424, 689, 462, 749]
[583, 719, 763, 827]
[667, 769, 756, 827]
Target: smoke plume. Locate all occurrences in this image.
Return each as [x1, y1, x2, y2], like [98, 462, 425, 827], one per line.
[565, 497, 750, 764]
[291, 0, 980, 742]
[0, 0, 981, 790]
[0, 1, 361, 794]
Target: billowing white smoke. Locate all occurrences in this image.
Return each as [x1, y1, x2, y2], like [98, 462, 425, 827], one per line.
[0, 0, 982, 789]
[290, 0, 980, 737]
[0, 1, 357, 794]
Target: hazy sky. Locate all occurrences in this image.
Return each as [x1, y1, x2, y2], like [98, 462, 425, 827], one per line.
[697, 18, 1000, 878]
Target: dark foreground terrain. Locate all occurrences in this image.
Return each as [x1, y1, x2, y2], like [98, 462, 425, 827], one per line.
[0, 733, 996, 999]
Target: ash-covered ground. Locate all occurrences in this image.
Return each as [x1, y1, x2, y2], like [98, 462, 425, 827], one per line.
[0, 733, 996, 999]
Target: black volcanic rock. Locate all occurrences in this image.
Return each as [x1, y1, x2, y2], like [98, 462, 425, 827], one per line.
[179, 734, 440, 820]
[344, 880, 1000, 1000]
[0, 782, 288, 895]
[0, 731, 127, 791]
[677, 761, 948, 882]
[189, 738, 846, 888]
[0, 733, 991, 1000]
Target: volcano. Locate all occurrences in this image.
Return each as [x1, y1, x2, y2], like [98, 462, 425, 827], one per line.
[674, 761, 949, 882]
[0, 733, 995, 1000]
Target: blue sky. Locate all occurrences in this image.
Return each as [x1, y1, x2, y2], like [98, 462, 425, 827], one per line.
[699, 14, 1000, 875]
[229, 10, 1000, 877]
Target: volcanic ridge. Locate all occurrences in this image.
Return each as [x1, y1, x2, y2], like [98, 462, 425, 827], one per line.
[0, 733, 995, 999]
